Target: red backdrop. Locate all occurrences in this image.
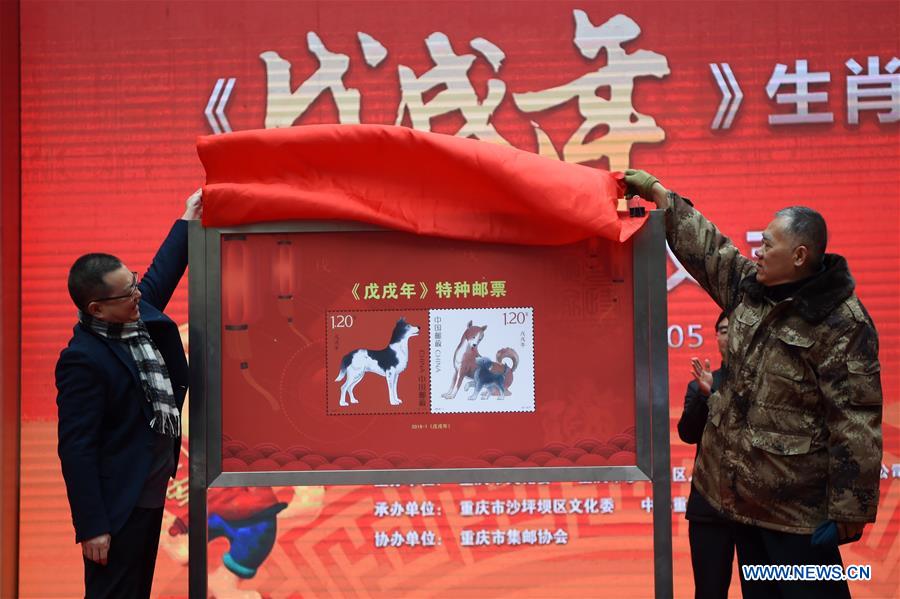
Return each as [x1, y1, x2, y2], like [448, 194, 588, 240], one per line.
[18, 1, 899, 597]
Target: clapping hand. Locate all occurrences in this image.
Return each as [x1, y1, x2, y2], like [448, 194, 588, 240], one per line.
[690, 357, 713, 397]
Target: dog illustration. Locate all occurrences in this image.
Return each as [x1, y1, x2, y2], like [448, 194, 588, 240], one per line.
[466, 348, 519, 400]
[442, 321, 518, 400]
[442, 321, 486, 399]
[335, 318, 420, 407]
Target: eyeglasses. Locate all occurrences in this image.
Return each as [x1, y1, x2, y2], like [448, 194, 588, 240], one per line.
[92, 272, 139, 303]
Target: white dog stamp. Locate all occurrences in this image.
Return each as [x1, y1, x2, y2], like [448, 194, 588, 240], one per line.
[430, 307, 535, 414]
[327, 310, 429, 415]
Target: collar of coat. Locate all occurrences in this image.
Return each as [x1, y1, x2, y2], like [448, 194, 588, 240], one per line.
[738, 254, 855, 324]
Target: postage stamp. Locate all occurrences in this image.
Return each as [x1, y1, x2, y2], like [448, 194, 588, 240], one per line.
[326, 310, 429, 415]
[430, 307, 535, 414]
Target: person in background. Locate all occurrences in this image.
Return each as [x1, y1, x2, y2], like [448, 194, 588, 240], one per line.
[678, 310, 735, 599]
[56, 190, 201, 598]
[625, 170, 882, 599]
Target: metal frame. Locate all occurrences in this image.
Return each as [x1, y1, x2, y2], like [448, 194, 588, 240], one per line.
[189, 212, 671, 597]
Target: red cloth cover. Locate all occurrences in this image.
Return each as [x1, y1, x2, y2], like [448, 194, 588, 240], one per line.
[198, 124, 646, 245]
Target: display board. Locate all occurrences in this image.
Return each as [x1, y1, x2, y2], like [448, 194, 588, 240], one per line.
[189, 216, 671, 596]
[212, 228, 647, 477]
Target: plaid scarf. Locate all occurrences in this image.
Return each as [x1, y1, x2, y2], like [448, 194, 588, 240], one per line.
[80, 311, 181, 437]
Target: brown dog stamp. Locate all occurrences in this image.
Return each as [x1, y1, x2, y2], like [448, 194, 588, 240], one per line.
[430, 308, 534, 414]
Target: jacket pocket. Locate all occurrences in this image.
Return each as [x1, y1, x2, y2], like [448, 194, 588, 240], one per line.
[766, 329, 816, 386]
[774, 328, 815, 350]
[750, 428, 813, 456]
[730, 305, 761, 355]
[847, 359, 882, 406]
[735, 305, 760, 327]
[747, 402, 818, 441]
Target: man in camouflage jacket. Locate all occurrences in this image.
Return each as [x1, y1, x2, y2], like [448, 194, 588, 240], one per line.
[625, 170, 882, 598]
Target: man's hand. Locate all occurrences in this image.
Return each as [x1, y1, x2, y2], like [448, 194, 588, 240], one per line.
[82, 533, 111, 565]
[181, 188, 203, 221]
[690, 357, 714, 397]
[836, 521, 866, 542]
[624, 169, 669, 209]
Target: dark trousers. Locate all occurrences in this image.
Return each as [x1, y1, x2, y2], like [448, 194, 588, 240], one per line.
[688, 519, 735, 599]
[732, 522, 851, 599]
[84, 506, 164, 599]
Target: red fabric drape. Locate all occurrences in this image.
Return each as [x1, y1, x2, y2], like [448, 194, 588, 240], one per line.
[198, 124, 646, 245]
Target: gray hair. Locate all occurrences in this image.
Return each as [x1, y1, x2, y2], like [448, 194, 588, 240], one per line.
[775, 206, 828, 266]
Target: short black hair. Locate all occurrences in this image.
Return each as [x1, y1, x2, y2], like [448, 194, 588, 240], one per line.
[67, 253, 123, 312]
[775, 206, 828, 267]
[715, 310, 729, 330]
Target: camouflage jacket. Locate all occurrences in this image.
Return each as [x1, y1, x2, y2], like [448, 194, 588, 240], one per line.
[666, 193, 883, 534]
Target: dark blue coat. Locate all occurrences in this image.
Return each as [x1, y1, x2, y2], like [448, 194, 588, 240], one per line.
[56, 220, 190, 543]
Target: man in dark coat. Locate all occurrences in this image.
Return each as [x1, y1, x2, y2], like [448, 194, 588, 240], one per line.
[678, 310, 735, 598]
[56, 190, 201, 598]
